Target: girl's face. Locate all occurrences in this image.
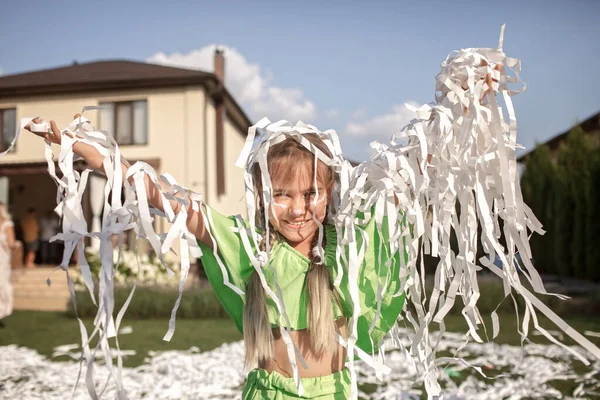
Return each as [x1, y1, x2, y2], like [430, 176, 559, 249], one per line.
[268, 167, 330, 254]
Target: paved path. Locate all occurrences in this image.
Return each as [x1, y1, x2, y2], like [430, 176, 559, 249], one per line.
[11, 266, 70, 311]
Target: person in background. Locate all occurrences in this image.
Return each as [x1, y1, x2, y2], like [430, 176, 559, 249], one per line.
[39, 210, 59, 264]
[0, 202, 17, 327]
[21, 208, 39, 268]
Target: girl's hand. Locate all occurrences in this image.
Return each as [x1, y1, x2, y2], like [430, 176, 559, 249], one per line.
[25, 118, 63, 145]
[25, 114, 83, 145]
[460, 62, 503, 115]
[479, 61, 502, 103]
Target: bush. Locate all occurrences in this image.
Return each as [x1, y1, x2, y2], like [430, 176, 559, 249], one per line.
[406, 275, 600, 318]
[520, 144, 558, 275]
[521, 126, 600, 281]
[66, 285, 229, 319]
[67, 275, 600, 321]
[70, 247, 180, 290]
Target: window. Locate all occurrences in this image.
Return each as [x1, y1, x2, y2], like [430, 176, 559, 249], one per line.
[0, 108, 16, 153]
[99, 101, 148, 145]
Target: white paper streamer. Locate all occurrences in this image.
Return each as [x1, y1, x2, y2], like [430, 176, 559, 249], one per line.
[2, 332, 599, 399]
[332, 24, 600, 397]
[3, 25, 599, 400]
[2, 110, 212, 399]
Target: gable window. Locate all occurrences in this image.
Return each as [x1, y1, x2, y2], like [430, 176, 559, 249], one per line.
[0, 108, 17, 153]
[99, 100, 148, 145]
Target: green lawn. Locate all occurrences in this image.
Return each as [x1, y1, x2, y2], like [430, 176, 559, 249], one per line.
[2, 310, 600, 397]
[426, 311, 600, 347]
[0, 311, 242, 367]
[3, 310, 600, 367]
[401, 313, 600, 398]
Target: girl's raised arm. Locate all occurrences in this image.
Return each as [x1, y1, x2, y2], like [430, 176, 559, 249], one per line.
[25, 116, 214, 249]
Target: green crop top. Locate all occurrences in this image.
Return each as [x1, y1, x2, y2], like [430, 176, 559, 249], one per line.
[198, 205, 406, 354]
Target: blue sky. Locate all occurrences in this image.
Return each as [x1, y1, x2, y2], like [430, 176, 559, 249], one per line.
[1, 0, 598, 161]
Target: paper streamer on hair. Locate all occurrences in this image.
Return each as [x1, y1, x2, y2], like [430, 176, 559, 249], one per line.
[3, 24, 599, 399]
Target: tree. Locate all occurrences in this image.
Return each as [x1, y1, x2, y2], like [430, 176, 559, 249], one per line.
[555, 126, 594, 279]
[521, 144, 557, 274]
[587, 148, 600, 281]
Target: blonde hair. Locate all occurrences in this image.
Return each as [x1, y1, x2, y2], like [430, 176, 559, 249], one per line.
[243, 134, 340, 370]
[0, 202, 11, 222]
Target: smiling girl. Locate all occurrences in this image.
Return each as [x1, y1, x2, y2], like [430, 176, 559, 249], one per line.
[193, 131, 405, 398]
[24, 117, 404, 399]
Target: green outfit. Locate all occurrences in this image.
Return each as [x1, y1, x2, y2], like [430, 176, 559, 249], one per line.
[242, 368, 351, 399]
[198, 205, 406, 399]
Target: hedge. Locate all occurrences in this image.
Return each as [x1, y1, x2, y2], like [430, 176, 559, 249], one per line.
[66, 285, 229, 319]
[66, 277, 600, 321]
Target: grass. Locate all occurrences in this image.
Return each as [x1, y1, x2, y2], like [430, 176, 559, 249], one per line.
[426, 311, 600, 347]
[4, 310, 600, 364]
[3, 310, 600, 397]
[0, 310, 242, 368]
[399, 312, 600, 398]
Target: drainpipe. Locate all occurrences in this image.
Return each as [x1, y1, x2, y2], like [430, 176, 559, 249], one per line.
[214, 47, 226, 197]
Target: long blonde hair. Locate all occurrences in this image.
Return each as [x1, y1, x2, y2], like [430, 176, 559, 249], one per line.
[243, 134, 340, 370]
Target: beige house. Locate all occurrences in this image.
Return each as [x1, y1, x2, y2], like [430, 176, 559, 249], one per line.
[0, 50, 251, 251]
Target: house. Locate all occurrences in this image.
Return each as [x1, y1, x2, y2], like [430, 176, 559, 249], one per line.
[0, 50, 252, 252]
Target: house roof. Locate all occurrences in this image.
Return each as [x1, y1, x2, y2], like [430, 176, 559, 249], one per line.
[0, 60, 252, 130]
[517, 110, 600, 162]
[0, 60, 215, 91]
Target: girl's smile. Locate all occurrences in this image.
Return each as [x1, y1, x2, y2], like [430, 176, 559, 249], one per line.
[269, 171, 330, 255]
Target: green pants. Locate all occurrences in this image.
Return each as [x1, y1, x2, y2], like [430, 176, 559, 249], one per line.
[242, 368, 351, 399]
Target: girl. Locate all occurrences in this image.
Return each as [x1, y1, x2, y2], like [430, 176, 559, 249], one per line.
[201, 130, 406, 398]
[25, 117, 404, 399]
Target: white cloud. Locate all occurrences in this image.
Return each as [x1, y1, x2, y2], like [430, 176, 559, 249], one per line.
[147, 45, 316, 123]
[339, 102, 420, 162]
[345, 102, 419, 139]
[351, 107, 368, 120]
[325, 108, 340, 120]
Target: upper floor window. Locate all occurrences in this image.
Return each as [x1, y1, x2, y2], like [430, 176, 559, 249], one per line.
[0, 108, 16, 153]
[99, 100, 148, 145]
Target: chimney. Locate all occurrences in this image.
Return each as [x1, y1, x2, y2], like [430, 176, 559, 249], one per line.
[214, 47, 226, 197]
[214, 46, 225, 85]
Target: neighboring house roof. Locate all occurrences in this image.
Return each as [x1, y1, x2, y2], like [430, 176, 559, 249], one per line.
[517, 110, 600, 163]
[0, 60, 252, 131]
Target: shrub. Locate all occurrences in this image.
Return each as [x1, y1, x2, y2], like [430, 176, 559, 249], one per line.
[70, 247, 180, 291]
[66, 285, 229, 319]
